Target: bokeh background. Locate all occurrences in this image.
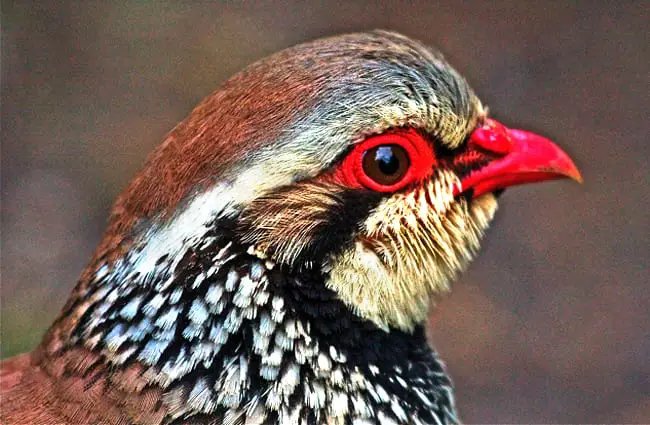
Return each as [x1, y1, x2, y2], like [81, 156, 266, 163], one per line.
[2, 1, 648, 423]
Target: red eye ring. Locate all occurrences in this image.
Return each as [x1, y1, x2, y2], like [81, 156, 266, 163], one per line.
[336, 129, 436, 192]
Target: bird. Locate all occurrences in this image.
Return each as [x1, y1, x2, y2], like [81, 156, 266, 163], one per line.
[1, 30, 581, 425]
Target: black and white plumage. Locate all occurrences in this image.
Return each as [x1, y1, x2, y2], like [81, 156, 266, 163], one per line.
[1, 31, 581, 424]
[68, 229, 457, 424]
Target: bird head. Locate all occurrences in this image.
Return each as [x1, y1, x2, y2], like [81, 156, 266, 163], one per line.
[98, 30, 580, 334]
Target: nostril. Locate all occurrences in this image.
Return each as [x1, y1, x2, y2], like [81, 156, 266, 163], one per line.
[469, 119, 512, 155]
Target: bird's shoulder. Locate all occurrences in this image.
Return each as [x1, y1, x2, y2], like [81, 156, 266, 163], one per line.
[0, 348, 169, 425]
[1, 352, 68, 424]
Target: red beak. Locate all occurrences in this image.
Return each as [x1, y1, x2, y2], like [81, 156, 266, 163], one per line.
[454, 119, 582, 198]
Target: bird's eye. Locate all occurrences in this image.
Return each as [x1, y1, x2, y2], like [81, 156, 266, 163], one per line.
[335, 129, 437, 193]
[362, 145, 410, 186]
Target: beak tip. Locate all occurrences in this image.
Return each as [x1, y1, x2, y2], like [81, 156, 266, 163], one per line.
[574, 173, 584, 184]
[559, 154, 583, 184]
[567, 166, 583, 184]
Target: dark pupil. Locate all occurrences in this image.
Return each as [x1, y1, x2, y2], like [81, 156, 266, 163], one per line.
[374, 146, 400, 175]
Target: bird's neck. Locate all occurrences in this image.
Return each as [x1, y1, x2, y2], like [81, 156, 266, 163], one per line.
[38, 230, 457, 424]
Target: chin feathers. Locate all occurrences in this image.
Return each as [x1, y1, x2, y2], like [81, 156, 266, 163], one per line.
[327, 171, 498, 331]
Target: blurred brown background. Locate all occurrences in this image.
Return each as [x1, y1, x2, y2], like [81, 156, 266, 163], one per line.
[2, 1, 648, 423]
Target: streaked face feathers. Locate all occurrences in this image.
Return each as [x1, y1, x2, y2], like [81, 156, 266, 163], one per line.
[237, 167, 497, 331]
[328, 179, 497, 330]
